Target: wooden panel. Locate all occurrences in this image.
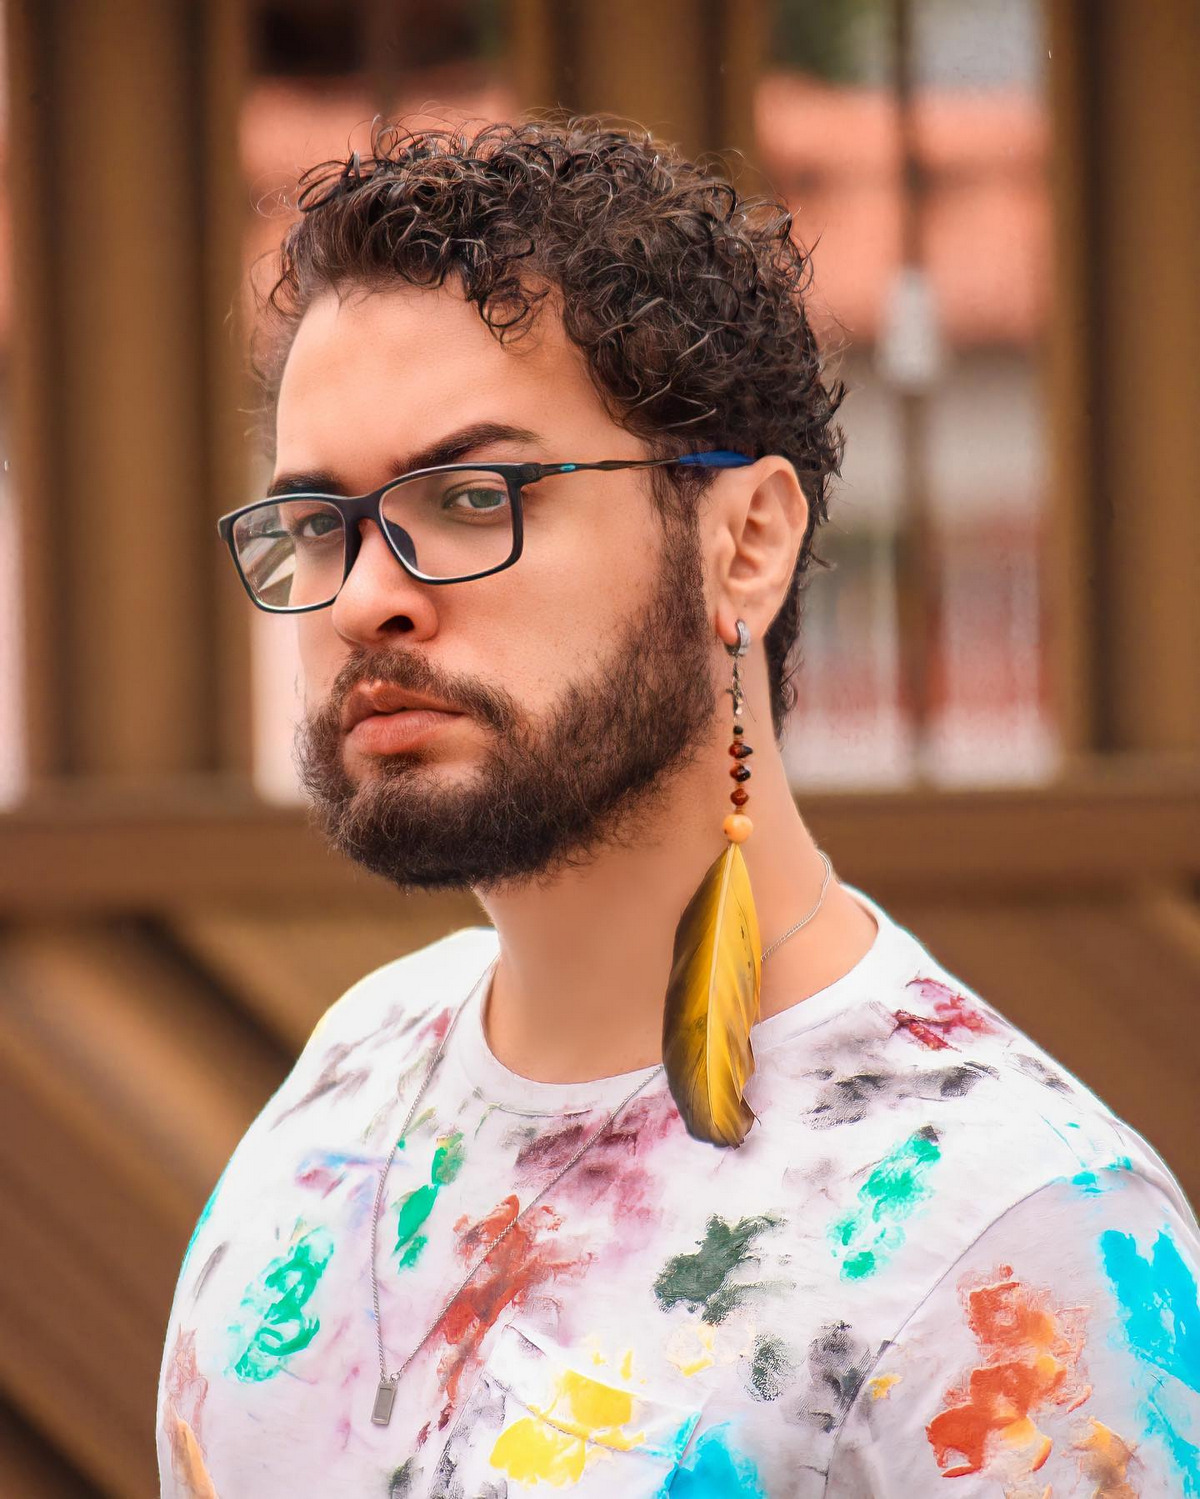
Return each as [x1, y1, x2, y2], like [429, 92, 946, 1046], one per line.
[7, 0, 252, 784]
[0, 763, 1196, 913]
[888, 892, 1200, 1214]
[0, 1398, 101, 1498]
[163, 904, 480, 1052]
[1045, 0, 1097, 754]
[1046, 0, 1200, 755]
[0, 923, 290, 1496]
[1096, 1, 1200, 753]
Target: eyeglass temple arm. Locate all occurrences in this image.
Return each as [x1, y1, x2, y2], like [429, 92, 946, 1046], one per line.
[517, 451, 754, 482]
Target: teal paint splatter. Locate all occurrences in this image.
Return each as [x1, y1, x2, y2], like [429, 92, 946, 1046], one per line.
[393, 1130, 466, 1270]
[1147, 1386, 1200, 1498]
[829, 1125, 941, 1279]
[1073, 1156, 1134, 1194]
[662, 1424, 767, 1498]
[183, 1160, 231, 1271]
[1100, 1226, 1200, 1391]
[1100, 1224, 1200, 1494]
[654, 1215, 781, 1325]
[227, 1223, 335, 1381]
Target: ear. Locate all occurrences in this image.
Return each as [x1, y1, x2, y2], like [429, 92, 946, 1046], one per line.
[709, 457, 809, 633]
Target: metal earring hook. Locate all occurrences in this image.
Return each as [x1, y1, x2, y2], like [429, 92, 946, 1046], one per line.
[724, 619, 751, 657]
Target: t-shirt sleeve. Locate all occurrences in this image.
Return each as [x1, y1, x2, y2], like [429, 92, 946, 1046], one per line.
[824, 1166, 1200, 1496]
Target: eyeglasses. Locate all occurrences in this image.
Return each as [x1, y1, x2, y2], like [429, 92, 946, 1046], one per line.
[216, 451, 753, 613]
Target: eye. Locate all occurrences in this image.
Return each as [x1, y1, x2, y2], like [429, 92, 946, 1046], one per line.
[292, 509, 342, 540]
[442, 484, 510, 516]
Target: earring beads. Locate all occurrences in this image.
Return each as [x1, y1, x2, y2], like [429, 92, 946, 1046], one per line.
[723, 619, 754, 846]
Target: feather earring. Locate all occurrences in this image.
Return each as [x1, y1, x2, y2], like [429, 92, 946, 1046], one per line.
[662, 619, 761, 1147]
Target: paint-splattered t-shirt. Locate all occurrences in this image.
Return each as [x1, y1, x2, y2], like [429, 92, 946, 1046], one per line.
[157, 885, 1200, 1497]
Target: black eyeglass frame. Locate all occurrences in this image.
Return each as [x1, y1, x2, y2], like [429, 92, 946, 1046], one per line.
[216, 450, 753, 614]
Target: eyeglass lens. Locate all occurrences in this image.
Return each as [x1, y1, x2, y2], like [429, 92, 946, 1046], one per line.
[230, 469, 517, 607]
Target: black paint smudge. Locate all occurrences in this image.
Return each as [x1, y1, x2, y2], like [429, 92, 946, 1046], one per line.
[805, 1062, 998, 1128]
[1013, 1053, 1074, 1094]
[793, 1320, 875, 1434]
[191, 1241, 227, 1302]
[748, 1333, 795, 1401]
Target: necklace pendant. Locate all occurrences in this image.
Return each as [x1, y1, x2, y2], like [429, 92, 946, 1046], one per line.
[371, 1375, 398, 1426]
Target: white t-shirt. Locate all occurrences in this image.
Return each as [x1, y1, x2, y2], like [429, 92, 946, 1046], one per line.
[156, 885, 1200, 1497]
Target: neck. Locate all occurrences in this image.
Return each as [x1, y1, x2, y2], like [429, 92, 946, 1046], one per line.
[473, 730, 879, 1085]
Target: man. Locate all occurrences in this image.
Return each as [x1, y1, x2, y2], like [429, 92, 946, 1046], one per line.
[157, 120, 1200, 1497]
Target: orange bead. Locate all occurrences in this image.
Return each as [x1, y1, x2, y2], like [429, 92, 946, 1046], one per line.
[723, 813, 753, 842]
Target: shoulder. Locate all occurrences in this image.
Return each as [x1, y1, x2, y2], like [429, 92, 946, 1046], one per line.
[247, 922, 499, 1139]
[751, 888, 1196, 1338]
[300, 921, 499, 1059]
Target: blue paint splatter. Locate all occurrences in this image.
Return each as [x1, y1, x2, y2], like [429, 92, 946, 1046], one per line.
[663, 1424, 767, 1498]
[1100, 1224, 1200, 1493]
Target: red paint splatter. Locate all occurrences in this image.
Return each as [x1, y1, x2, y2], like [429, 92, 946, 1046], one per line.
[894, 978, 997, 1051]
[926, 1263, 1092, 1480]
[295, 1165, 342, 1195]
[164, 1327, 214, 1488]
[165, 1327, 208, 1437]
[434, 1194, 585, 1407]
[893, 1011, 954, 1050]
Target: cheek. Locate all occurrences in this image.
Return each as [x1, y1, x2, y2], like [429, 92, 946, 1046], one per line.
[296, 617, 342, 703]
[520, 495, 655, 614]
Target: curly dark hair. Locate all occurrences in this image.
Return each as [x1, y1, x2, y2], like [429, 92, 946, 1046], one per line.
[253, 115, 845, 742]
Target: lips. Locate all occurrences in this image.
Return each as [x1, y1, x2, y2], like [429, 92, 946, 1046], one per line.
[341, 683, 461, 734]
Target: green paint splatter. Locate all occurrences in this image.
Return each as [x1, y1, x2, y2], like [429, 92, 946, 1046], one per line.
[431, 1132, 466, 1184]
[388, 1457, 418, 1496]
[227, 1223, 334, 1381]
[747, 1333, 793, 1401]
[654, 1214, 780, 1324]
[392, 1129, 466, 1270]
[829, 1126, 941, 1280]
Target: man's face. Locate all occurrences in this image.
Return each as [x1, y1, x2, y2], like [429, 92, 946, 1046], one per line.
[277, 281, 722, 895]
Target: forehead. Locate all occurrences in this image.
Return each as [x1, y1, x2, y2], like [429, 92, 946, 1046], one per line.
[274, 281, 601, 464]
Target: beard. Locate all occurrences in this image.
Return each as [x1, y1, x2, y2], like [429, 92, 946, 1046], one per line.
[294, 510, 719, 897]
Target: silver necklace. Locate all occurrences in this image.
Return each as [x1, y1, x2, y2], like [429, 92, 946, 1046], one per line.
[761, 850, 833, 961]
[368, 850, 836, 1426]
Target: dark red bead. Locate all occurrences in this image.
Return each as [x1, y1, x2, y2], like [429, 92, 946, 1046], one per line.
[730, 787, 749, 806]
[730, 765, 751, 782]
[730, 742, 753, 759]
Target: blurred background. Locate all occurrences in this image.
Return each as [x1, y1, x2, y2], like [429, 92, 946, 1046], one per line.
[0, 0, 1197, 1493]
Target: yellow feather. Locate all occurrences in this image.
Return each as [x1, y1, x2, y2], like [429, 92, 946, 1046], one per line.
[662, 840, 762, 1147]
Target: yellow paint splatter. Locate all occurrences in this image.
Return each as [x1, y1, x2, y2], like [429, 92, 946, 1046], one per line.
[491, 1368, 646, 1485]
[666, 1321, 717, 1377]
[867, 1373, 901, 1400]
[619, 1348, 634, 1381]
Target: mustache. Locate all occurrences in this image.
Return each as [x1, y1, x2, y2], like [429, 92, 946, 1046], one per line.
[319, 649, 514, 734]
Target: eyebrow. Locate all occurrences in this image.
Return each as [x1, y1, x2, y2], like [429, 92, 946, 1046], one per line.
[266, 421, 546, 498]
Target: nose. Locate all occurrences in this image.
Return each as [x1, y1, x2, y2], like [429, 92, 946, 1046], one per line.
[329, 516, 439, 645]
